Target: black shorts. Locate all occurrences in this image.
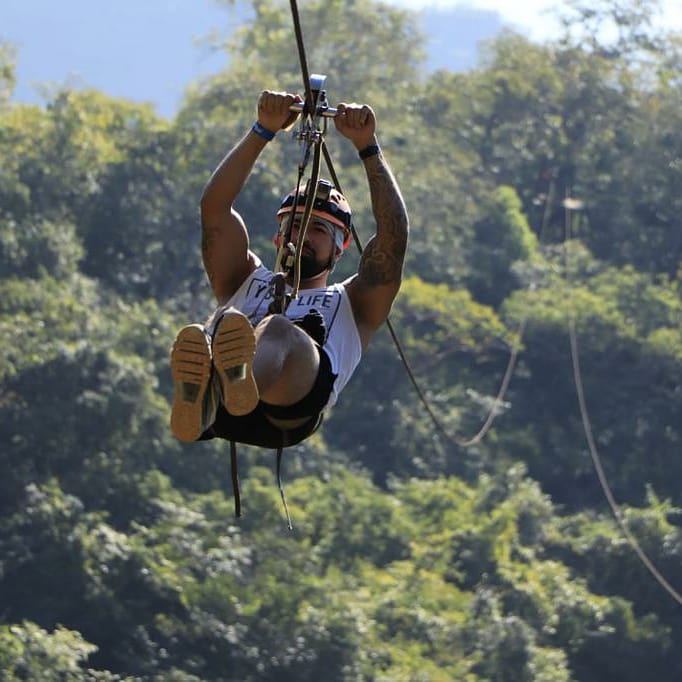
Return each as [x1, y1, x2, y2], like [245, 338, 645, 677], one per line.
[201, 346, 337, 449]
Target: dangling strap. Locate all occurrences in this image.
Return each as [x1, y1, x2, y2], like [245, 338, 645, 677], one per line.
[229, 441, 293, 530]
[230, 440, 241, 518]
[276, 446, 293, 531]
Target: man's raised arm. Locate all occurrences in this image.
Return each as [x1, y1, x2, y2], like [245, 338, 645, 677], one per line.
[336, 104, 409, 345]
[200, 91, 300, 303]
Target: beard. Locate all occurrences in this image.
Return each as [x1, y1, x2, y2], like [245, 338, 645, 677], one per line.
[299, 252, 330, 279]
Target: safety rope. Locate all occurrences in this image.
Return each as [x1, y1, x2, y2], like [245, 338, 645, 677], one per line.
[276, 446, 293, 530]
[322, 140, 553, 449]
[322, 142, 461, 442]
[563, 199, 682, 607]
[289, 0, 314, 115]
[291, 141, 322, 299]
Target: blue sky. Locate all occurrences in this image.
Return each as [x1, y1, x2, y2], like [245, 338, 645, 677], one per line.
[2, 0, 234, 115]
[3, 0, 681, 118]
[393, 0, 682, 39]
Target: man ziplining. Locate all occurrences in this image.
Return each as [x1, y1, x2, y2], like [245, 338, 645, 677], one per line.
[170, 89, 408, 450]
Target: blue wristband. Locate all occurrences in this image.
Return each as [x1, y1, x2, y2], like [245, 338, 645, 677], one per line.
[252, 121, 276, 141]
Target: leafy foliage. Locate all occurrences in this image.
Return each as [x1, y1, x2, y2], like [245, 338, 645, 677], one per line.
[1, 0, 682, 679]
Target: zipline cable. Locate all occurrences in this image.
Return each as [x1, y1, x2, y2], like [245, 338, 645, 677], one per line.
[457, 176, 558, 446]
[289, 0, 314, 114]
[321, 141, 461, 445]
[272, 2, 330, 310]
[564, 199, 682, 608]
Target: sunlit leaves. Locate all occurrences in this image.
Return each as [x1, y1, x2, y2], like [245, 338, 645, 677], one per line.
[1, 0, 682, 679]
[0, 41, 16, 106]
[0, 621, 98, 681]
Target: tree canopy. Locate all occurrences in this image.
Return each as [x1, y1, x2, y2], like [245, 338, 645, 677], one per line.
[1, 0, 682, 679]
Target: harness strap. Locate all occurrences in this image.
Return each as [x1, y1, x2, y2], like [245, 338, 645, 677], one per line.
[230, 440, 241, 518]
[228, 441, 293, 531]
[277, 446, 293, 531]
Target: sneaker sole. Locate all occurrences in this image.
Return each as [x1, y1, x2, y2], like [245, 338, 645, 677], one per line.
[170, 325, 212, 442]
[213, 310, 259, 416]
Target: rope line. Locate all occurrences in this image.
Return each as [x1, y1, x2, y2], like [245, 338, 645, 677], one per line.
[320, 141, 457, 439]
[290, 140, 322, 299]
[289, 0, 314, 113]
[274, 1, 325, 307]
[320, 148, 554, 449]
[564, 202, 682, 607]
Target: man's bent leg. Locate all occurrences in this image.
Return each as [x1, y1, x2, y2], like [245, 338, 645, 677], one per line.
[253, 314, 320, 408]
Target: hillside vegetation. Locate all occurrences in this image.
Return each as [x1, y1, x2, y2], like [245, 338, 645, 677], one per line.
[1, 1, 682, 679]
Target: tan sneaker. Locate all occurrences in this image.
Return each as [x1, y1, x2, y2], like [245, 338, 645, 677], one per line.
[170, 324, 212, 442]
[212, 309, 259, 416]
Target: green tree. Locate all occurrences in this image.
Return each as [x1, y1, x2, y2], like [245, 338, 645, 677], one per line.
[0, 621, 99, 682]
[499, 251, 682, 509]
[465, 185, 539, 306]
[0, 41, 16, 107]
[1, 1, 682, 679]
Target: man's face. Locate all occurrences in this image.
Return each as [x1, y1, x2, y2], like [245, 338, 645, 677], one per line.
[287, 217, 338, 278]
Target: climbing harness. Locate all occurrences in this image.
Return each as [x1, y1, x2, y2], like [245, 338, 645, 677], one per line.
[272, 73, 334, 307]
[228, 67, 341, 529]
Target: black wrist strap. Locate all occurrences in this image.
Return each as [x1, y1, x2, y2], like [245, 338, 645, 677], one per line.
[359, 144, 380, 160]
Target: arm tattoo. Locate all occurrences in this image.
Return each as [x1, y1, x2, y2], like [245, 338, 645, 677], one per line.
[358, 156, 409, 287]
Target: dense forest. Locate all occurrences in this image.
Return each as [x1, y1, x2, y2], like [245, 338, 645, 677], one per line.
[2, 0, 682, 679]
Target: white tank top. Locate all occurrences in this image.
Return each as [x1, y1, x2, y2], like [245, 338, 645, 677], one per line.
[206, 258, 362, 409]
